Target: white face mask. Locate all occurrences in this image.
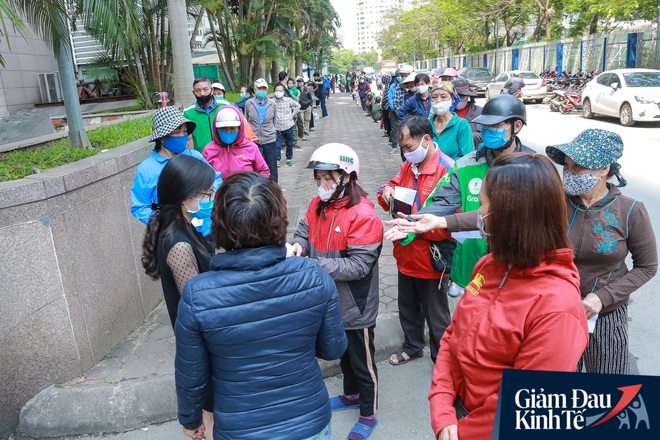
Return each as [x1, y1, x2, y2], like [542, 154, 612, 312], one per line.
[431, 100, 452, 116]
[455, 98, 468, 110]
[417, 85, 429, 95]
[317, 180, 339, 202]
[274, 91, 284, 99]
[403, 137, 429, 165]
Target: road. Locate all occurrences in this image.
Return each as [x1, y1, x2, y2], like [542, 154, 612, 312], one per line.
[516, 100, 660, 377]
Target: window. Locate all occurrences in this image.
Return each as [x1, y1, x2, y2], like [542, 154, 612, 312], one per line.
[596, 73, 611, 86]
[608, 74, 622, 87]
[622, 72, 660, 87]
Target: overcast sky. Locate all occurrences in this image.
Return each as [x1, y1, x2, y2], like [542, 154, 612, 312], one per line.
[330, 0, 357, 51]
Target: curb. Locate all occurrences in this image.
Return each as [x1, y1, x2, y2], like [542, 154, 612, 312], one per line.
[19, 312, 405, 439]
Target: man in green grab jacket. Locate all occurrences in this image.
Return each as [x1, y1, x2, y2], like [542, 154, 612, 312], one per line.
[183, 76, 231, 153]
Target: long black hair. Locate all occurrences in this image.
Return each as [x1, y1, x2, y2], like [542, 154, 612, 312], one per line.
[141, 155, 215, 279]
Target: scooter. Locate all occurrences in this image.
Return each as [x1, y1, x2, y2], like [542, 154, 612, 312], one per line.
[548, 89, 583, 113]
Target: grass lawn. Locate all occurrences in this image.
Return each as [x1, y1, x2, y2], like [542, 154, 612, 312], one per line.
[0, 116, 152, 182]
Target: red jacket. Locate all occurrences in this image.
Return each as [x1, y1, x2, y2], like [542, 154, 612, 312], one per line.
[429, 249, 589, 439]
[377, 148, 453, 279]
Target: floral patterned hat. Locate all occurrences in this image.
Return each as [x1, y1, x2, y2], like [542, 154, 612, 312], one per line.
[546, 129, 623, 170]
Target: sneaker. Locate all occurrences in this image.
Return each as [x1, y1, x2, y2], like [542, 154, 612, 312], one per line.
[389, 147, 399, 155]
[286, 160, 294, 166]
[277, 161, 281, 168]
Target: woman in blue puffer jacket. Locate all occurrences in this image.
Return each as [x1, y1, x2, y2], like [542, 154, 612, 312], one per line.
[175, 172, 347, 440]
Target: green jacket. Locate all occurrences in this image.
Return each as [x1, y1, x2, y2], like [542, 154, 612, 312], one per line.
[183, 98, 231, 153]
[429, 113, 474, 161]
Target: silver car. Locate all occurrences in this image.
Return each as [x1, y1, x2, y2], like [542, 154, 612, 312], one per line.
[458, 67, 495, 96]
[485, 71, 548, 103]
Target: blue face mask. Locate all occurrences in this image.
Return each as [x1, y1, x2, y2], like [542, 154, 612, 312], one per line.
[162, 134, 188, 154]
[187, 197, 214, 220]
[218, 130, 239, 145]
[480, 127, 510, 149]
[256, 91, 267, 99]
[297, 82, 303, 87]
[396, 77, 403, 83]
[240, 93, 247, 100]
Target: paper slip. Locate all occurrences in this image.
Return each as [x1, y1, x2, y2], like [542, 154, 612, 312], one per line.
[587, 315, 598, 333]
[451, 231, 482, 243]
[390, 186, 417, 216]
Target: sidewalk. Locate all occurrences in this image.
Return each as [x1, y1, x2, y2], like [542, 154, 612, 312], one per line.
[17, 94, 454, 439]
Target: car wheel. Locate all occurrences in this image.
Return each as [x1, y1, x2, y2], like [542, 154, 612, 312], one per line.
[582, 98, 594, 119]
[619, 103, 635, 127]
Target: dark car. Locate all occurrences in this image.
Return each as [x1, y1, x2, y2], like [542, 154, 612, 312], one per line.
[458, 67, 495, 96]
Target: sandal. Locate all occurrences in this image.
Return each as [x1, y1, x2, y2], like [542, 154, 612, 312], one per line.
[330, 396, 360, 411]
[347, 419, 378, 440]
[388, 350, 423, 366]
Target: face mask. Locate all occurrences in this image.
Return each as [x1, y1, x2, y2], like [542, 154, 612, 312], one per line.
[403, 137, 428, 165]
[240, 93, 247, 100]
[274, 91, 284, 99]
[563, 169, 600, 196]
[477, 212, 492, 239]
[196, 93, 213, 106]
[186, 197, 214, 220]
[256, 91, 267, 100]
[431, 100, 452, 116]
[297, 82, 303, 87]
[417, 85, 429, 94]
[162, 134, 188, 154]
[317, 182, 338, 202]
[396, 77, 403, 83]
[480, 126, 510, 149]
[218, 130, 239, 145]
[455, 98, 468, 110]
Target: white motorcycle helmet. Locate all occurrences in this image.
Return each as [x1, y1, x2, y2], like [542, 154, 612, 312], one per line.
[306, 143, 360, 178]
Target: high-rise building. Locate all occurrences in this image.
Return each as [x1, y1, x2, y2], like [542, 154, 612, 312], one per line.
[355, 0, 410, 53]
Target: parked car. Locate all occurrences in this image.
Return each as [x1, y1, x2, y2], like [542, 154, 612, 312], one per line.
[458, 67, 495, 96]
[485, 71, 548, 103]
[581, 68, 660, 126]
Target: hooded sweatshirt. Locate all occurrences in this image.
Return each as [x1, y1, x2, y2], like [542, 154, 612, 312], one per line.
[429, 249, 588, 439]
[202, 105, 270, 179]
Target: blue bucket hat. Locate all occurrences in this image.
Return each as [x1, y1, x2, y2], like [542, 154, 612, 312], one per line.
[546, 129, 623, 170]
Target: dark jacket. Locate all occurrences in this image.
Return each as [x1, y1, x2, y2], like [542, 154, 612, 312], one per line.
[244, 98, 277, 144]
[175, 245, 347, 439]
[567, 184, 657, 314]
[397, 93, 432, 120]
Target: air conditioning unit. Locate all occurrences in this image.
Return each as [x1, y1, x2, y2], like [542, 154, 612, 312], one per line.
[38, 72, 63, 103]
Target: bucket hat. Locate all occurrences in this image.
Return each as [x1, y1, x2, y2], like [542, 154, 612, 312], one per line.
[546, 129, 624, 170]
[452, 77, 478, 97]
[149, 106, 196, 142]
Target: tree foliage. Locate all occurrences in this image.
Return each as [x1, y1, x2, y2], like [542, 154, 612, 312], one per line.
[327, 49, 379, 73]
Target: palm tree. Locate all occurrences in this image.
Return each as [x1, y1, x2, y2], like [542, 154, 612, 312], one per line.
[3, 0, 90, 148]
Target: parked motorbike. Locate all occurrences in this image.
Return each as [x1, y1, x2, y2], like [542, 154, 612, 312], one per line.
[548, 89, 583, 113]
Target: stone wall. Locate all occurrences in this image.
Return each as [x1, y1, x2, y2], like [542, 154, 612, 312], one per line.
[0, 138, 161, 436]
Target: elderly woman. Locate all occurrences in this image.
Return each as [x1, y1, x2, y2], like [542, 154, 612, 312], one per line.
[396, 73, 433, 121]
[428, 82, 473, 160]
[546, 129, 657, 374]
[175, 172, 347, 440]
[428, 153, 589, 439]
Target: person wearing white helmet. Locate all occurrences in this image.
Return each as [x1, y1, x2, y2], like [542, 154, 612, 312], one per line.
[211, 82, 227, 101]
[202, 105, 270, 179]
[291, 144, 383, 440]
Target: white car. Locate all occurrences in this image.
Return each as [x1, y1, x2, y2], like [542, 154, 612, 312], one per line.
[485, 71, 548, 103]
[581, 68, 660, 126]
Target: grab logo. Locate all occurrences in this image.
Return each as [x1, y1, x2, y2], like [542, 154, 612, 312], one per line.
[468, 178, 482, 195]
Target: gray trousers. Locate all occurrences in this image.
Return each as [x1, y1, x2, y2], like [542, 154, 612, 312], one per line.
[578, 302, 629, 374]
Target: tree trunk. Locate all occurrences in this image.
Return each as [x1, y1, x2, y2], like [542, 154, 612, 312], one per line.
[270, 60, 279, 84]
[167, 0, 195, 107]
[589, 14, 598, 35]
[206, 9, 236, 91]
[57, 39, 91, 149]
[190, 7, 205, 50]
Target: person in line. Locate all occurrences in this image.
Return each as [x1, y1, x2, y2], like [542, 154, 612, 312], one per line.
[211, 82, 227, 102]
[175, 172, 348, 440]
[274, 70, 293, 98]
[388, 65, 413, 155]
[451, 77, 483, 149]
[244, 78, 279, 182]
[273, 84, 301, 167]
[546, 129, 657, 374]
[357, 76, 371, 114]
[377, 116, 455, 366]
[503, 71, 525, 96]
[131, 106, 222, 238]
[287, 78, 300, 101]
[202, 105, 270, 179]
[296, 77, 313, 141]
[235, 85, 253, 114]
[291, 144, 383, 440]
[438, 67, 459, 83]
[385, 94, 533, 296]
[428, 82, 473, 161]
[396, 73, 432, 121]
[380, 74, 392, 139]
[365, 92, 375, 117]
[371, 96, 382, 123]
[313, 72, 328, 118]
[140, 154, 218, 439]
[427, 153, 589, 439]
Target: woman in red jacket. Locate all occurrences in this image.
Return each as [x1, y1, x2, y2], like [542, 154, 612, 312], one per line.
[291, 144, 383, 440]
[429, 153, 589, 440]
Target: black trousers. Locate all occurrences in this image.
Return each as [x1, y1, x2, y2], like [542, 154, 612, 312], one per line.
[257, 142, 278, 182]
[397, 273, 451, 363]
[340, 326, 378, 417]
[382, 109, 391, 136]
